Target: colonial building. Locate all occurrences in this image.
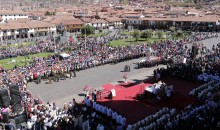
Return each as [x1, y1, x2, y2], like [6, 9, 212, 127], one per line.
[89, 19, 108, 29]
[61, 19, 84, 33]
[0, 20, 56, 42]
[0, 10, 29, 23]
[105, 17, 123, 28]
[123, 16, 220, 31]
[50, 17, 84, 33]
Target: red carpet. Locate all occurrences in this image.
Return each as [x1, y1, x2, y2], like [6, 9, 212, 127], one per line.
[97, 77, 201, 125]
[101, 82, 151, 101]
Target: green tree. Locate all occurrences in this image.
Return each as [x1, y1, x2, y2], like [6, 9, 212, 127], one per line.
[141, 30, 152, 40]
[169, 26, 176, 40]
[146, 30, 152, 39]
[157, 31, 163, 39]
[81, 25, 95, 35]
[141, 32, 147, 39]
[132, 30, 141, 42]
[169, 26, 176, 33]
[45, 11, 51, 16]
[177, 30, 184, 38]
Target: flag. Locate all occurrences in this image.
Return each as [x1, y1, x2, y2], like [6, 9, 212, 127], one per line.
[69, 36, 74, 42]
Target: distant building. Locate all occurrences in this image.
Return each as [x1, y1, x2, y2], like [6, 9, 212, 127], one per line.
[0, 10, 29, 23]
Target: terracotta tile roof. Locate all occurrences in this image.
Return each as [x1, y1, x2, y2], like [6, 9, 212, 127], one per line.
[0, 23, 29, 30]
[123, 13, 141, 17]
[174, 16, 220, 22]
[25, 20, 53, 28]
[29, 11, 46, 17]
[98, 12, 110, 15]
[7, 18, 31, 23]
[42, 16, 54, 22]
[105, 17, 122, 22]
[140, 16, 220, 22]
[48, 16, 76, 24]
[143, 11, 159, 14]
[80, 18, 92, 23]
[55, 12, 73, 16]
[0, 10, 28, 15]
[140, 17, 174, 21]
[62, 19, 84, 25]
[90, 19, 107, 24]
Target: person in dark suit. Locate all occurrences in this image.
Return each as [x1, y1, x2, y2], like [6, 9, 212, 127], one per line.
[73, 70, 76, 77]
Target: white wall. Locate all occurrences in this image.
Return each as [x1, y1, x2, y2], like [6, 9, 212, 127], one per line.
[15, 30, 19, 35]
[0, 30, 3, 37]
[6, 30, 11, 36]
[50, 26, 57, 31]
[0, 14, 29, 23]
[28, 28, 35, 33]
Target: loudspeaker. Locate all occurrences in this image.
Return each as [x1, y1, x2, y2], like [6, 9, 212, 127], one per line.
[14, 114, 27, 128]
[9, 85, 20, 95]
[0, 88, 10, 107]
[2, 112, 9, 123]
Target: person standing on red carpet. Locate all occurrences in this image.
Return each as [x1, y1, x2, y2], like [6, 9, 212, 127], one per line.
[123, 73, 128, 83]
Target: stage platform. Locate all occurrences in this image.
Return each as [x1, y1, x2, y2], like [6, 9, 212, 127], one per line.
[97, 76, 201, 125]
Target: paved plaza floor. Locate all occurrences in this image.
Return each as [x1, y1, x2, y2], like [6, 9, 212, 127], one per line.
[28, 36, 220, 107]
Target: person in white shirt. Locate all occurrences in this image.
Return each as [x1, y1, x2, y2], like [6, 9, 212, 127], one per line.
[87, 99, 91, 107]
[112, 112, 117, 119]
[126, 124, 132, 130]
[116, 114, 122, 123]
[98, 105, 103, 112]
[102, 106, 107, 115]
[107, 108, 112, 117]
[166, 89, 172, 99]
[97, 124, 101, 130]
[121, 117, 126, 126]
[27, 120, 33, 130]
[93, 101, 96, 109]
[96, 104, 99, 112]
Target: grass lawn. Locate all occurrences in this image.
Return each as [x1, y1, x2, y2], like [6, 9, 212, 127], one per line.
[81, 32, 108, 38]
[110, 30, 186, 47]
[0, 52, 54, 69]
[0, 41, 36, 49]
[120, 31, 132, 35]
[109, 38, 167, 47]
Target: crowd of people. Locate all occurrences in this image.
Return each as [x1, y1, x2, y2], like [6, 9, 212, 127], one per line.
[0, 31, 220, 129]
[128, 76, 220, 130]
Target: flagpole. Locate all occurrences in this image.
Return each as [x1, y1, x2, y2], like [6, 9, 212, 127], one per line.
[84, 1, 86, 50]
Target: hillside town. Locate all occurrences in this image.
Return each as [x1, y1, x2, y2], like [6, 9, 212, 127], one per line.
[1, 0, 220, 42]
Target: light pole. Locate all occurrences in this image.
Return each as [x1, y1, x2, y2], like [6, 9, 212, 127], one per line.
[129, 23, 132, 46]
[24, 55, 29, 67]
[130, 29, 131, 46]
